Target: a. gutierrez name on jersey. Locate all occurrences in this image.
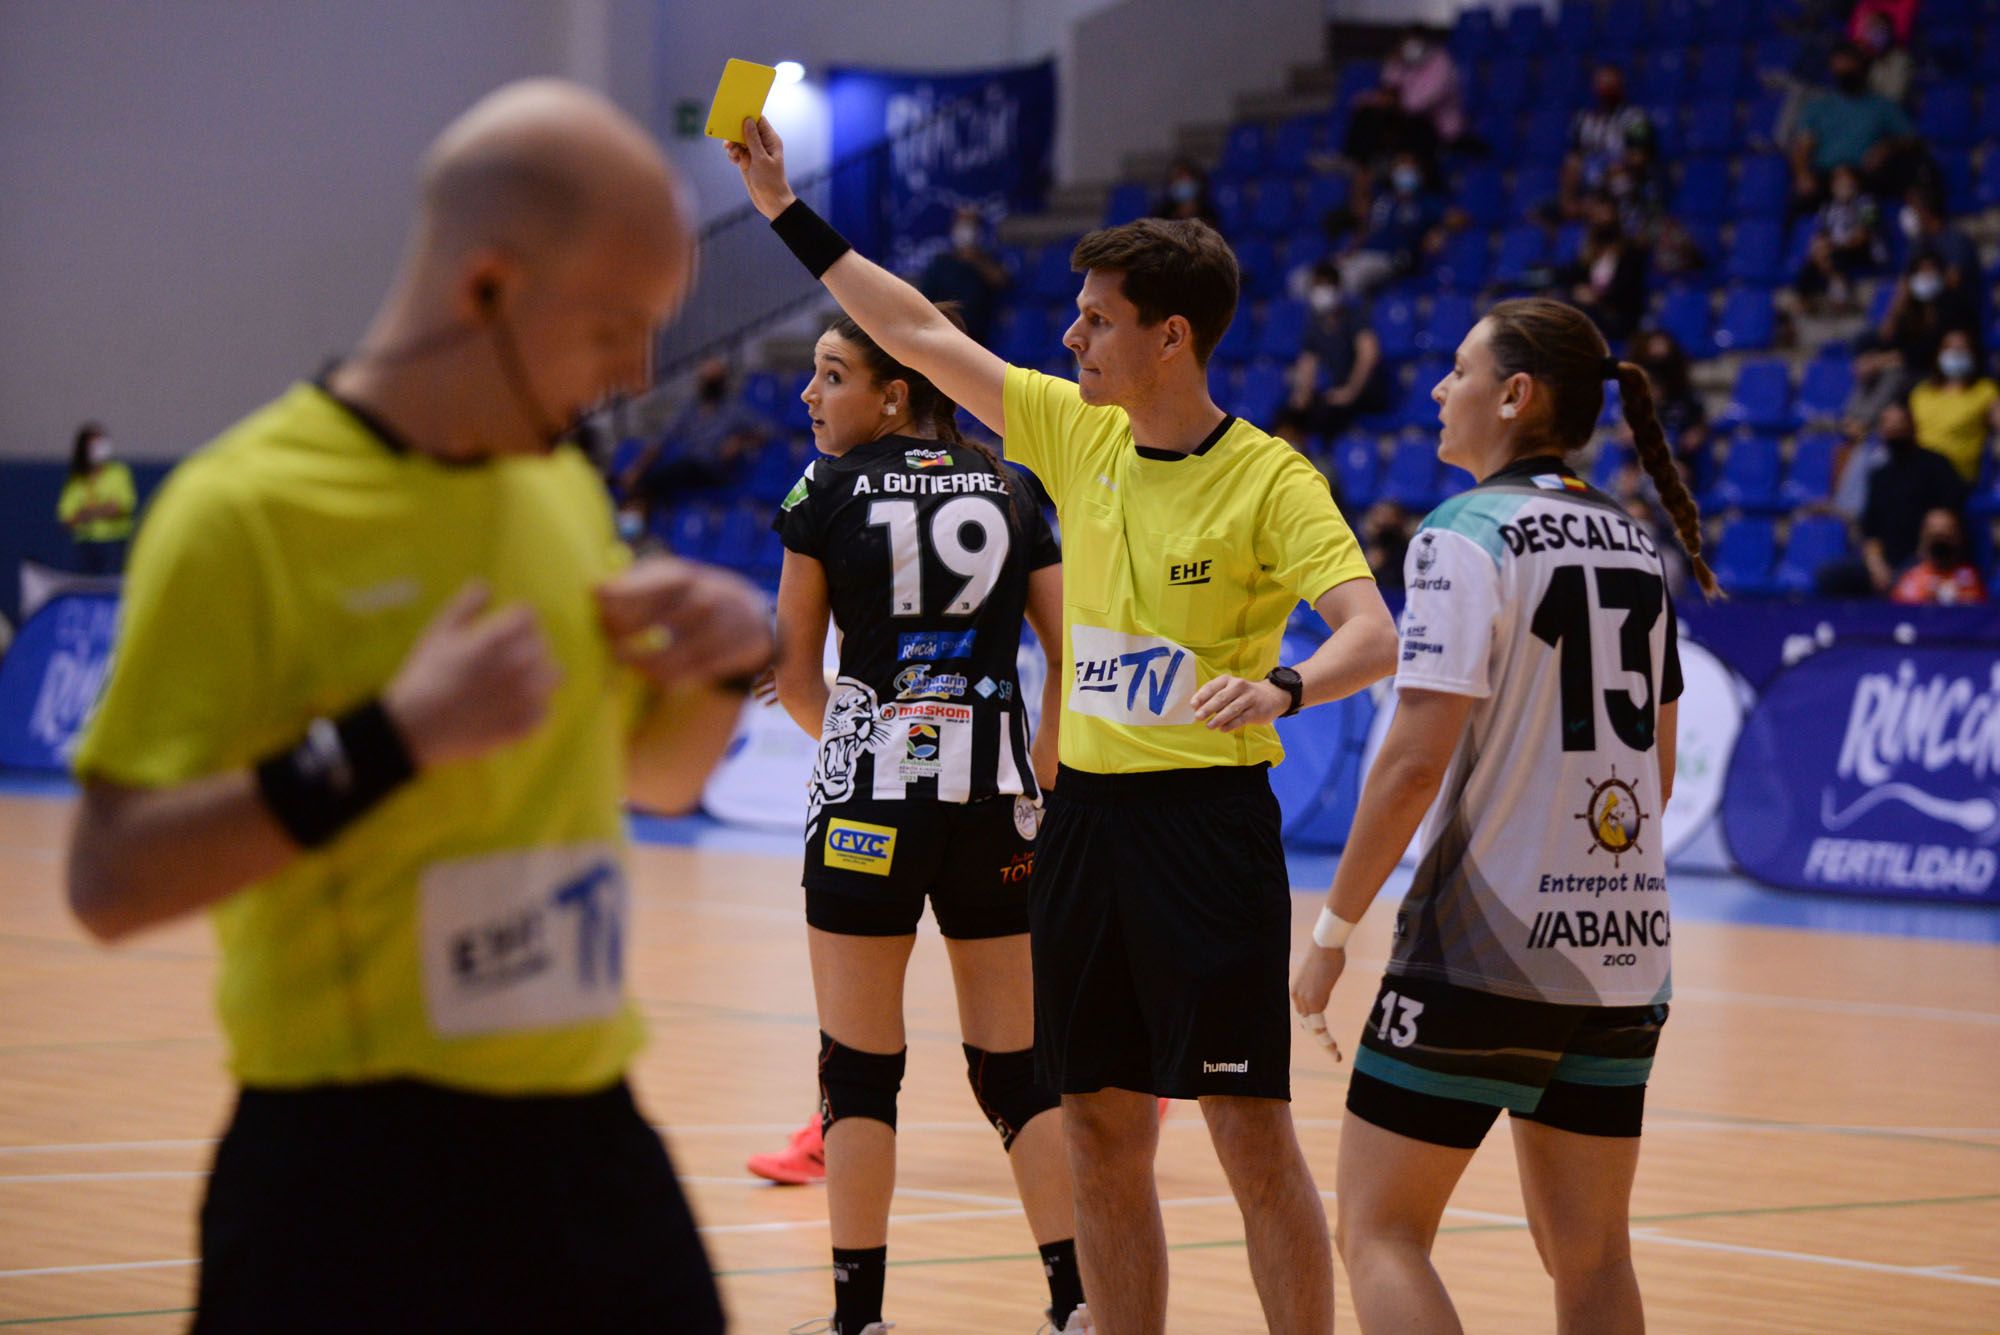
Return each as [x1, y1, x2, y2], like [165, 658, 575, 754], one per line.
[1389, 458, 1684, 1009]
[774, 437, 1061, 830]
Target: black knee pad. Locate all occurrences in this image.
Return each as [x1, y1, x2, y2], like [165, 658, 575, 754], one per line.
[818, 1031, 906, 1134]
[964, 1043, 1059, 1150]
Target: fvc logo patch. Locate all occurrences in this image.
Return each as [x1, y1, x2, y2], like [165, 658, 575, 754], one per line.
[826, 819, 897, 876]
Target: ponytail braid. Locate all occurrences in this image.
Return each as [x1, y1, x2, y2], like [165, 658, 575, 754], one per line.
[1613, 362, 1721, 598]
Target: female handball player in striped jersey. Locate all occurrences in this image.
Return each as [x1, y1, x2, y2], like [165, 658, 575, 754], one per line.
[1292, 298, 1717, 1334]
[765, 306, 1089, 1335]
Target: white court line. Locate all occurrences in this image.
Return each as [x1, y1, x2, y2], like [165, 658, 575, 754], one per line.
[1669, 985, 2000, 1027]
[0, 1170, 202, 1184]
[0, 1138, 216, 1157]
[0, 1258, 196, 1279]
[1628, 1228, 2000, 1288]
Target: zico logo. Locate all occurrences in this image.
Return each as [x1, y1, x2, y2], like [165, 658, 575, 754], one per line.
[825, 819, 897, 876]
[1167, 558, 1212, 586]
[1524, 908, 1670, 950]
[1068, 626, 1200, 726]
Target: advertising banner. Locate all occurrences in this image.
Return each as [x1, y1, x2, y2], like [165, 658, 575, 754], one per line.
[0, 593, 119, 772]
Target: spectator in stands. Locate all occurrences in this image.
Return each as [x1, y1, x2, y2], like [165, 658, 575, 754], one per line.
[1280, 262, 1389, 437]
[1649, 216, 1710, 281]
[1853, 7, 1913, 105]
[1788, 42, 1920, 207]
[1333, 151, 1447, 294]
[919, 206, 1010, 346]
[1358, 499, 1414, 593]
[1602, 160, 1663, 241]
[1561, 66, 1655, 219]
[1788, 164, 1884, 318]
[1819, 401, 1970, 594]
[1847, 255, 1977, 429]
[1152, 158, 1221, 230]
[1343, 26, 1464, 174]
[58, 421, 137, 575]
[1847, 0, 1917, 48]
[1900, 188, 1980, 301]
[1633, 330, 1712, 481]
[618, 357, 773, 507]
[1908, 329, 2000, 484]
[1556, 194, 1647, 341]
[1790, 233, 1857, 315]
[1889, 507, 1989, 604]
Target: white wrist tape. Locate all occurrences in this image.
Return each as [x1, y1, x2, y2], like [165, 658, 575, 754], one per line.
[1312, 906, 1357, 950]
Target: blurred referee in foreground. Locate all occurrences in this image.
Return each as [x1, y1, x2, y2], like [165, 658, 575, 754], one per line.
[64, 81, 765, 1333]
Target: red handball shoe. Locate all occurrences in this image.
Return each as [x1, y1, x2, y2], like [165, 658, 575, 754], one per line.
[747, 1116, 826, 1185]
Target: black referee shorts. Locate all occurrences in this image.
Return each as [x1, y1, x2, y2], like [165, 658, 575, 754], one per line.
[192, 1079, 723, 1334]
[1031, 763, 1293, 1101]
[804, 793, 1040, 939]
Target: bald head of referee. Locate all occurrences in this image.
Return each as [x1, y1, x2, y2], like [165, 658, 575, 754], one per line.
[336, 78, 694, 460]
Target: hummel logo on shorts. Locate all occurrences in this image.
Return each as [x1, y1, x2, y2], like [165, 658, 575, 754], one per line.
[1202, 1059, 1249, 1074]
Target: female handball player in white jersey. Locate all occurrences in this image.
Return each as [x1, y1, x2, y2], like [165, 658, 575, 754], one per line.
[765, 306, 1088, 1335]
[1291, 297, 1718, 1334]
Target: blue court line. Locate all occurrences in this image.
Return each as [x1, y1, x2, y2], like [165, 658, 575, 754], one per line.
[8, 771, 1996, 946]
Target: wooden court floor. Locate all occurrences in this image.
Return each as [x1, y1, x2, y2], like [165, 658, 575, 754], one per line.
[2, 790, 1997, 1333]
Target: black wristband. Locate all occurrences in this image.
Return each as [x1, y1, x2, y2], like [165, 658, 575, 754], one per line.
[255, 700, 418, 849]
[770, 199, 852, 279]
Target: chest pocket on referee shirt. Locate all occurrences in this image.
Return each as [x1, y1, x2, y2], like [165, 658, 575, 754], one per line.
[1158, 535, 1237, 646]
[1064, 497, 1130, 615]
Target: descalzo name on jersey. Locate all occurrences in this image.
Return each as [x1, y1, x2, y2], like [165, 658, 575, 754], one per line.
[1499, 510, 1660, 559]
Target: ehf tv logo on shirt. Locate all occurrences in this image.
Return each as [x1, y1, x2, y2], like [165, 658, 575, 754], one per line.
[1068, 625, 1199, 726]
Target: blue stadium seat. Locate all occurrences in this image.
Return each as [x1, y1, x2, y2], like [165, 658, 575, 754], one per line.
[1657, 289, 1715, 358]
[1418, 294, 1477, 354]
[1633, 49, 1689, 106]
[1233, 238, 1278, 299]
[1511, 164, 1562, 215]
[1673, 160, 1732, 223]
[1103, 182, 1149, 226]
[1492, 225, 1551, 285]
[1213, 182, 1252, 234]
[1866, 280, 1897, 328]
[1795, 353, 1855, 422]
[1478, 59, 1532, 117]
[1552, 0, 1597, 53]
[1705, 433, 1784, 512]
[1711, 516, 1779, 594]
[1541, 62, 1588, 113]
[741, 371, 784, 420]
[1721, 359, 1796, 432]
[1694, 43, 1750, 99]
[1382, 435, 1443, 509]
[1283, 229, 1331, 274]
[1713, 286, 1776, 352]
[1304, 172, 1352, 222]
[781, 372, 814, 431]
[1269, 115, 1322, 175]
[1455, 164, 1508, 229]
[1252, 183, 1298, 237]
[1433, 229, 1490, 291]
[1599, 2, 1645, 49]
[1935, 149, 1977, 217]
[1213, 308, 1256, 367]
[1375, 295, 1420, 362]
[1332, 434, 1380, 508]
[1725, 220, 1787, 287]
[1731, 156, 1791, 218]
[1975, 152, 2000, 212]
[1684, 101, 1739, 158]
[1772, 515, 1851, 594]
[1233, 360, 1289, 425]
[1591, 440, 1636, 489]
[1395, 360, 1449, 428]
[1219, 123, 1268, 179]
[713, 503, 764, 568]
[1753, 35, 1801, 77]
[1028, 244, 1077, 300]
[1781, 432, 1841, 506]
[1697, 0, 1758, 43]
[744, 439, 801, 506]
[1552, 221, 1586, 264]
[1519, 109, 1574, 167]
[1502, 2, 1548, 54]
[993, 305, 1048, 363]
[1917, 87, 1977, 151]
[1334, 61, 1382, 110]
[1645, 104, 1684, 161]
[1256, 298, 1309, 361]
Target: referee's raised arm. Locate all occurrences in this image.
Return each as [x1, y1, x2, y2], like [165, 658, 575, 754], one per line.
[728, 116, 1009, 437]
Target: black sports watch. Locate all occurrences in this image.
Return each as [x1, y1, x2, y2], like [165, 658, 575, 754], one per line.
[1266, 666, 1304, 718]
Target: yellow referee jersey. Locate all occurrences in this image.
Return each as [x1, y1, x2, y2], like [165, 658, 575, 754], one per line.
[73, 382, 649, 1095]
[1003, 366, 1372, 774]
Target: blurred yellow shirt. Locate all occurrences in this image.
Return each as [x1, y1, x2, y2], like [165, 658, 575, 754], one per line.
[1909, 376, 1998, 482]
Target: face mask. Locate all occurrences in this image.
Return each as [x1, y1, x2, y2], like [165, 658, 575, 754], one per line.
[1391, 166, 1422, 194]
[1591, 221, 1621, 244]
[698, 377, 727, 405]
[1926, 538, 1960, 568]
[1940, 349, 1974, 379]
[86, 439, 112, 466]
[1910, 271, 1944, 302]
[1309, 284, 1341, 315]
[1899, 205, 1922, 239]
[1170, 177, 1199, 204]
[1595, 86, 1621, 108]
[616, 508, 644, 543]
[1401, 39, 1426, 63]
[951, 221, 980, 250]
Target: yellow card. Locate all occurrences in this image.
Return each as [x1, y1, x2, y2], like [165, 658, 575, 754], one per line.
[705, 59, 777, 143]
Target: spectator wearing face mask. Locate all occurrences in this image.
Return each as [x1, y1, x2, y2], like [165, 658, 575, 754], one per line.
[1908, 329, 2000, 484]
[1789, 42, 1920, 207]
[58, 421, 137, 575]
[1890, 507, 1989, 605]
[1332, 152, 1449, 295]
[1281, 263, 1388, 438]
[1562, 66, 1655, 219]
[1152, 158, 1221, 230]
[1343, 27, 1464, 173]
[1819, 401, 1970, 595]
[1847, 256, 1976, 430]
[618, 357, 774, 509]
[1899, 189, 1980, 300]
[1851, 7, 1912, 104]
[1556, 194, 1647, 341]
[919, 206, 1010, 346]
[1357, 499, 1414, 593]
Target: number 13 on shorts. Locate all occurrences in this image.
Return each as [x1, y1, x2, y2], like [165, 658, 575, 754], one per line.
[1374, 989, 1424, 1048]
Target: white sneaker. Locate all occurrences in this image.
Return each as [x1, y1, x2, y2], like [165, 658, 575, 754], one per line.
[1037, 1302, 1093, 1334]
[788, 1319, 895, 1335]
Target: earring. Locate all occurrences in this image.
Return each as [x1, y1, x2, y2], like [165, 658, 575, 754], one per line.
[883, 404, 896, 416]
[1499, 404, 1518, 420]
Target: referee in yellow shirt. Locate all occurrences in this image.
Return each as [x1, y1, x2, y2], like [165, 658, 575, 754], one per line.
[728, 118, 1397, 1332]
[64, 83, 767, 1333]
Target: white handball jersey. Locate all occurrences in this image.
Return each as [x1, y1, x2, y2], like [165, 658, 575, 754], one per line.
[1388, 458, 1683, 1007]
